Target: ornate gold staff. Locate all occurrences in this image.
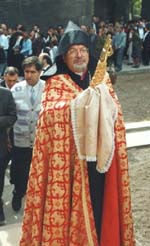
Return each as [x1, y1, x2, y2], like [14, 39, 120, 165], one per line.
[90, 34, 113, 87]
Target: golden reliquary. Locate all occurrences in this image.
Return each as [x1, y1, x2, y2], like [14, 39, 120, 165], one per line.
[90, 34, 115, 87]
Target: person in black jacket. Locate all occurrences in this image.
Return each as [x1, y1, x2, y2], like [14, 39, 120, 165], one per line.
[0, 87, 17, 225]
[142, 23, 150, 65]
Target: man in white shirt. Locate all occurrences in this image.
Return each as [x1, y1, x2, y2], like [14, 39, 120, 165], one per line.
[20, 30, 32, 58]
[137, 20, 145, 41]
[11, 56, 45, 211]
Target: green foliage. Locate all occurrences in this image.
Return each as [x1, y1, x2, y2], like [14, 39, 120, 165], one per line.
[131, 0, 142, 16]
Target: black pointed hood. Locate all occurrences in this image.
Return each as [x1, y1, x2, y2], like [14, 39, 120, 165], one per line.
[57, 21, 89, 56]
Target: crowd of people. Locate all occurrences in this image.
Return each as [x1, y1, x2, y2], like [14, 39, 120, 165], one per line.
[0, 18, 150, 78]
[0, 17, 141, 245]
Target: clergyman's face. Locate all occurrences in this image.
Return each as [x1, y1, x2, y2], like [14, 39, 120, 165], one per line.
[63, 44, 89, 74]
[24, 65, 41, 86]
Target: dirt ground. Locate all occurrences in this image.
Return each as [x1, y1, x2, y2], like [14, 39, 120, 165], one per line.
[114, 71, 150, 123]
[114, 71, 150, 246]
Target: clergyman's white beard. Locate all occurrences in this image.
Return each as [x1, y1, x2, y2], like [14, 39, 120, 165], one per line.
[73, 63, 87, 73]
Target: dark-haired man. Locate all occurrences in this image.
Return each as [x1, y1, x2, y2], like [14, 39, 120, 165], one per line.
[11, 56, 45, 212]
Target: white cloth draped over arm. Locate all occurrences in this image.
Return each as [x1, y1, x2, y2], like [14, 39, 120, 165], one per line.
[71, 82, 118, 173]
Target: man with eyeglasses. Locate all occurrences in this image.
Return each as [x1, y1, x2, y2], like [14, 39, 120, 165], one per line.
[20, 21, 134, 246]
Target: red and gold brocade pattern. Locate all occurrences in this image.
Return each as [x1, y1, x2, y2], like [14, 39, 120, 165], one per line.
[19, 74, 135, 246]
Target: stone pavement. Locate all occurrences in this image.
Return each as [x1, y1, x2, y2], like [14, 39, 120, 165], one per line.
[126, 121, 150, 148]
[118, 61, 150, 74]
[0, 223, 21, 246]
[0, 168, 24, 246]
[1, 63, 150, 246]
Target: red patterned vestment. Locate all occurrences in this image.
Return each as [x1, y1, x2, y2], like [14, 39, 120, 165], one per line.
[19, 74, 135, 246]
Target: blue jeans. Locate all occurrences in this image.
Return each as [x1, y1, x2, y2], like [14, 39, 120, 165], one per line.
[114, 47, 125, 70]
